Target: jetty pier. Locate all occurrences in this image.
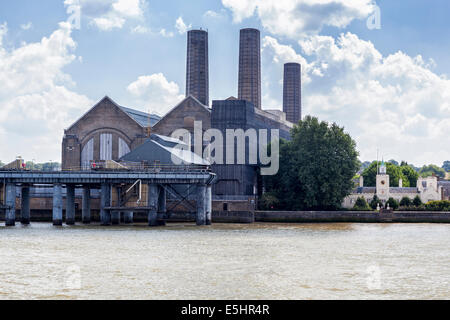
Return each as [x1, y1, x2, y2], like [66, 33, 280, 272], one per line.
[0, 167, 215, 227]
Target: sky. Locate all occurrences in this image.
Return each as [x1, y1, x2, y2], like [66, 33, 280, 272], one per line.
[0, 0, 449, 167]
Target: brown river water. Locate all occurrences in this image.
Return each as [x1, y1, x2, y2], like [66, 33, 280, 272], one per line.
[0, 222, 449, 300]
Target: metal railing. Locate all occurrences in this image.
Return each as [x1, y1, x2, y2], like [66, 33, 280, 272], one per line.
[1, 161, 211, 173]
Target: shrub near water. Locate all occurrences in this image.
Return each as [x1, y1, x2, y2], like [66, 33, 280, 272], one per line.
[424, 200, 450, 211]
[353, 197, 371, 211]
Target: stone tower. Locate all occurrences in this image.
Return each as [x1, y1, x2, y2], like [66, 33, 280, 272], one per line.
[186, 29, 209, 106]
[238, 28, 261, 109]
[283, 63, 302, 124]
[376, 162, 390, 200]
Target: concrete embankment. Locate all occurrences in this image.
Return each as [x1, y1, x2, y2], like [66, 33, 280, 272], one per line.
[255, 211, 450, 223]
[2, 210, 449, 224]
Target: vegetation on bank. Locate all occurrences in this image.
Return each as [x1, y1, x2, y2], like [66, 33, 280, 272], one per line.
[261, 116, 360, 211]
[361, 161, 419, 187]
[351, 196, 450, 212]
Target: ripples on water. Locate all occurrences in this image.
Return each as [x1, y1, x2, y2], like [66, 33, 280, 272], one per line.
[0, 223, 449, 300]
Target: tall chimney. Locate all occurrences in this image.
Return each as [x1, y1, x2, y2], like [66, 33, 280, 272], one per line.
[238, 28, 261, 109]
[283, 63, 302, 124]
[186, 29, 209, 106]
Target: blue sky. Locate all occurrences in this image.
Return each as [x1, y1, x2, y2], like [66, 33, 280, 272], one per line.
[0, 0, 449, 166]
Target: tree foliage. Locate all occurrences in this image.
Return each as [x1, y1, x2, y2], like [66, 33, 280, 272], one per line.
[399, 197, 412, 207]
[353, 197, 371, 211]
[386, 197, 399, 210]
[413, 195, 422, 206]
[361, 161, 418, 187]
[263, 116, 360, 210]
[443, 161, 450, 172]
[419, 164, 446, 178]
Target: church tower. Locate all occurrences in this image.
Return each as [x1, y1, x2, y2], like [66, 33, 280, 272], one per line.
[376, 160, 390, 200]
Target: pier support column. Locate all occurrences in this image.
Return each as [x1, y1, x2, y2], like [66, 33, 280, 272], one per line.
[21, 186, 31, 225]
[5, 184, 16, 226]
[66, 185, 75, 225]
[148, 184, 158, 226]
[111, 211, 120, 225]
[82, 186, 91, 224]
[52, 184, 63, 226]
[157, 185, 166, 226]
[205, 185, 212, 225]
[196, 184, 206, 226]
[100, 184, 112, 226]
[123, 211, 133, 224]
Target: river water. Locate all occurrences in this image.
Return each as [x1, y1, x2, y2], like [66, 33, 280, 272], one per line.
[0, 223, 448, 300]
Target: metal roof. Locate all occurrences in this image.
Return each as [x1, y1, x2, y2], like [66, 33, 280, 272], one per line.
[119, 106, 161, 127]
[120, 135, 209, 166]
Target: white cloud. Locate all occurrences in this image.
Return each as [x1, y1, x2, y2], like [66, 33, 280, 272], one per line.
[175, 17, 191, 35]
[222, 0, 375, 37]
[64, 0, 146, 31]
[127, 73, 184, 116]
[131, 25, 150, 34]
[0, 23, 7, 45]
[262, 33, 450, 166]
[159, 28, 174, 38]
[0, 22, 92, 163]
[20, 22, 33, 30]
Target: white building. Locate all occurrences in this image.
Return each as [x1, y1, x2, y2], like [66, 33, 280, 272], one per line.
[342, 162, 443, 209]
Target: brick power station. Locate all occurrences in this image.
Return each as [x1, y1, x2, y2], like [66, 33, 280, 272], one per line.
[60, 28, 300, 213]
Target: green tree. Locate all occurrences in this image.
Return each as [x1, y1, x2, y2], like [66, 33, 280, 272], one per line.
[361, 161, 407, 187]
[399, 197, 412, 207]
[386, 197, 399, 210]
[370, 195, 381, 209]
[419, 164, 446, 178]
[353, 197, 371, 211]
[400, 164, 419, 187]
[263, 116, 360, 210]
[442, 161, 450, 172]
[259, 192, 280, 210]
[413, 195, 422, 207]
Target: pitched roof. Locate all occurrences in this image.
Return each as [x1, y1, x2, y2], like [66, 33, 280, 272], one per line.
[154, 95, 211, 124]
[65, 96, 161, 132]
[120, 134, 209, 166]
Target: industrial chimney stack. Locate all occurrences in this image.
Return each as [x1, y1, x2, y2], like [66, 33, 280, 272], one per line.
[186, 29, 209, 106]
[283, 63, 302, 124]
[238, 28, 261, 109]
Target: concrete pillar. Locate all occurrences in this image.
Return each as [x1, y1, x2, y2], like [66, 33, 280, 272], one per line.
[148, 184, 158, 226]
[196, 184, 206, 226]
[21, 186, 31, 225]
[5, 184, 16, 226]
[111, 211, 120, 225]
[52, 184, 63, 226]
[123, 211, 134, 224]
[82, 186, 91, 224]
[100, 184, 112, 226]
[66, 185, 75, 225]
[158, 186, 166, 213]
[205, 185, 212, 225]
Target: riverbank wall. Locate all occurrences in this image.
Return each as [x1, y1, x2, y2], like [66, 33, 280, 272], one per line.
[255, 211, 450, 223]
[1, 210, 449, 224]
